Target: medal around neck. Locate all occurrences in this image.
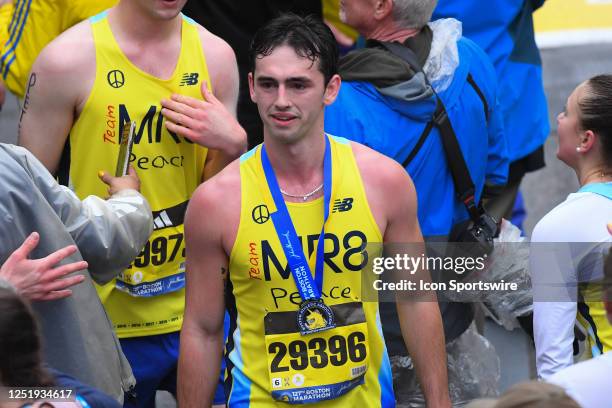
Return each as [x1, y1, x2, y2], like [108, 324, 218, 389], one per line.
[297, 299, 337, 335]
[261, 136, 336, 335]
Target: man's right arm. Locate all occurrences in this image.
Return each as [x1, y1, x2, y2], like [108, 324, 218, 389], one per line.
[179, 178, 228, 407]
[17, 24, 93, 174]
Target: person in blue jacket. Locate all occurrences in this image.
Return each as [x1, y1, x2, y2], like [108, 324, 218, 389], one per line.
[433, 0, 549, 222]
[325, 0, 509, 405]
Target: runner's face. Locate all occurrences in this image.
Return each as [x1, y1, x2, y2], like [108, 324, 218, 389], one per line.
[249, 45, 340, 144]
[132, 0, 186, 20]
[556, 84, 585, 166]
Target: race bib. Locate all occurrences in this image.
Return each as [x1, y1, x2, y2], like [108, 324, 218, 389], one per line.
[115, 229, 186, 297]
[264, 302, 369, 404]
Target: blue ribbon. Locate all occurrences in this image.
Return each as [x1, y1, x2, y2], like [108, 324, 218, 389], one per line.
[261, 136, 332, 301]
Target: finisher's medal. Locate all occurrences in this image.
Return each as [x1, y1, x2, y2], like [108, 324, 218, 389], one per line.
[297, 299, 336, 335]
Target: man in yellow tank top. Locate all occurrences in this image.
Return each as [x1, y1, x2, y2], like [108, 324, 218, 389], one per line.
[179, 14, 450, 408]
[17, 0, 247, 406]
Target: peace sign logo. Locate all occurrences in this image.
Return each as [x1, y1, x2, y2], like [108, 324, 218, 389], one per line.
[252, 205, 270, 224]
[107, 70, 125, 88]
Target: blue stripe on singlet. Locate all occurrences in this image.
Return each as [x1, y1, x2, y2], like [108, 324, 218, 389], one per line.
[1, 0, 27, 71]
[376, 309, 396, 408]
[89, 10, 108, 24]
[5, 0, 22, 43]
[1, 0, 33, 79]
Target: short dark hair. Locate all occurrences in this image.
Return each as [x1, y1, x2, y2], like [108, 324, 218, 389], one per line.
[249, 13, 339, 85]
[579, 74, 612, 164]
[0, 288, 54, 387]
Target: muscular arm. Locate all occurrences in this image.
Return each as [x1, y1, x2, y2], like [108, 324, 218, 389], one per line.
[384, 167, 450, 408]
[179, 179, 229, 407]
[17, 23, 94, 174]
[357, 143, 450, 408]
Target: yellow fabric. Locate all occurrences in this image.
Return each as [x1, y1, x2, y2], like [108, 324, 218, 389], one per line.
[0, 2, 14, 50]
[577, 283, 612, 358]
[69, 12, 209, 337]
[322, 0, 358, 41]
[227, 136, 390, 406]
[0, 0, 117, 97]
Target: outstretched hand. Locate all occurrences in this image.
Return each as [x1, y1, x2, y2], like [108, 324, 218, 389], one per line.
[0, 232, 87, 301]
[98, 165, 140, 196]
[160, 80, 245, 154]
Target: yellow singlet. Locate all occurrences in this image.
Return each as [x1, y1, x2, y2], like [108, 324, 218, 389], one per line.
[226, 136, 394, 407]
[0, 0, 117, 97]
[577, 283, 612, 358]
[0, 2, 13, 51]
[69, 11, 209, 338]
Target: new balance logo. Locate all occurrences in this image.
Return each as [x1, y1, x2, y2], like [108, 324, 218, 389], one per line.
[153, 211, 173, 230]
[332, 197, 354, 213]
[180, 73, 199, 86]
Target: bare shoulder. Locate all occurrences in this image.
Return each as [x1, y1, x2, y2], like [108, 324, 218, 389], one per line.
[351, 141, 415, 196]
[192, 159, 241, 207]
[194, 23, 238, 99]
[33, 19, 95, 77]
[350, 141, 417, 233]
[194, 24, 236, 67]
[187, 158, 241, 249]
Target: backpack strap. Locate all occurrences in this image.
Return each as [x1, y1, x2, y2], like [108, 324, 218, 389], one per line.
[380, 41, 485, 223]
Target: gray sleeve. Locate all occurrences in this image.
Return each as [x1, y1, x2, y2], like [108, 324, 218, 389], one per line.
[19, 146, 153, 284]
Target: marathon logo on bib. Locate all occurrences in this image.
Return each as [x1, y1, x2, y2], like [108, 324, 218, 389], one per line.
[271, 378, 364, 404]
[115, 272, 185, 297]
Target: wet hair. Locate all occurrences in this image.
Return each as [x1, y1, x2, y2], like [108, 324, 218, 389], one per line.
[0, 288, 54, 387]
[579, 74, 612, 164]
[249, 13, 338, 85]
[392, 0, 438, 29]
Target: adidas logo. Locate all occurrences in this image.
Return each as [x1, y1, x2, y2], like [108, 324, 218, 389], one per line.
[153, 210, 173, 230]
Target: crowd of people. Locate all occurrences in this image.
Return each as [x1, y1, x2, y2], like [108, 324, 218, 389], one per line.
[0, 0, 610, 408]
